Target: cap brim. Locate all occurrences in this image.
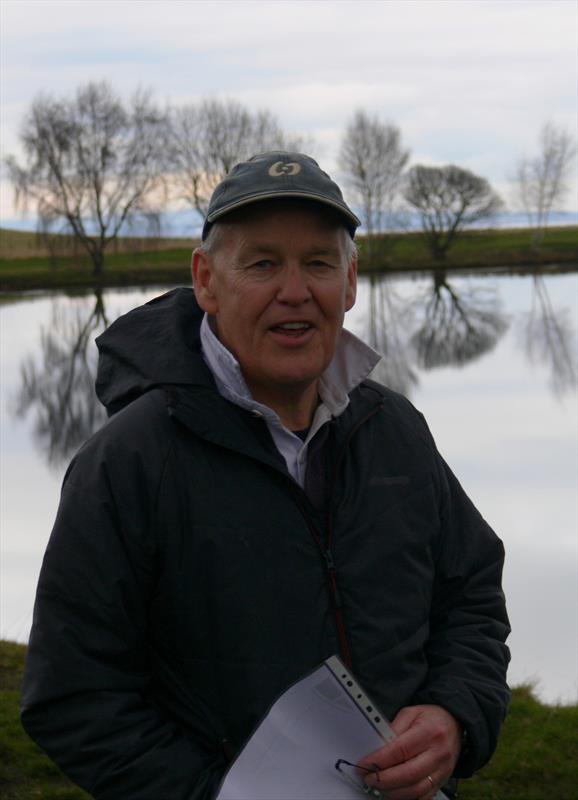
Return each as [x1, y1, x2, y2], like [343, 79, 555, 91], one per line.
[206, 190, 361, 232]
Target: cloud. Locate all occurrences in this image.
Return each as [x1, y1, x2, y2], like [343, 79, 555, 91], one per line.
[1, 0, 576, 215]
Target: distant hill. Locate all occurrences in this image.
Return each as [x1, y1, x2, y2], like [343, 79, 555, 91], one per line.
[2, 210, 577, 241]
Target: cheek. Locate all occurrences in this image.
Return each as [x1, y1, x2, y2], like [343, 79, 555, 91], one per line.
[216, 300, 259, 349]
[325, 283, 352, 318]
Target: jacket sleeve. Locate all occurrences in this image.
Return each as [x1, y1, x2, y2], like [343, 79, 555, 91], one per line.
[21, 405, 227, 799]
[412, 445, 511, 778]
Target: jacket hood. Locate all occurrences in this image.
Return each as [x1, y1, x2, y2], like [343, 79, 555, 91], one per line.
[96, 288, 209, 415]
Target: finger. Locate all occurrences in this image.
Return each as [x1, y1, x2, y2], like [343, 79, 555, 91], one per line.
[421, 773, 437, 800]
[365, 772, 440, 800]
[390, 705, 422, 737]
[361, 707, 461, 777]
[363, 750, 435, 795]
[359, 724, 429, 771]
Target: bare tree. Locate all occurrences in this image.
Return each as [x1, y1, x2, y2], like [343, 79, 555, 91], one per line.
[404, 165, 503, 259]
[514, 123, 576, 243]
[339, 111, 409, 261]
[167, 98, 307, 223]
[5, 82, 167, 277]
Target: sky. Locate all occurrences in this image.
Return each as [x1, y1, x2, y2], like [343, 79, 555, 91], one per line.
[1, 0, 577, 226]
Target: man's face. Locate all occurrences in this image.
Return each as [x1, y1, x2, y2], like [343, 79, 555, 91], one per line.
[192, 202, 357, 408]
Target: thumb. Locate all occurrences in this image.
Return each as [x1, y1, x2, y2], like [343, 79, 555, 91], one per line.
[390, 705, 422, 737]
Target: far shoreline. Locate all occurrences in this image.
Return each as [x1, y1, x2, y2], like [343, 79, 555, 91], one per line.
[1, 225, 576, 293]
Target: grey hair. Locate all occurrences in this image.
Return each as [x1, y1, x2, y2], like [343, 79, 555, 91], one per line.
[200, 219, 357, 264]
[200, 222, 226, 255]
[344, 234, 358, 263]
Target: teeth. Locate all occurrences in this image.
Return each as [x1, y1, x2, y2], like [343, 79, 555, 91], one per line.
[277, 322, 309, 330]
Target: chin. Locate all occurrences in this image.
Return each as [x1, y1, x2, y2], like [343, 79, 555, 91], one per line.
[274, 366, 324, 386]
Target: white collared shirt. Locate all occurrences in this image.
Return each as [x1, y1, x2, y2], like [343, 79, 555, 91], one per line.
[199, 314, 381, 487]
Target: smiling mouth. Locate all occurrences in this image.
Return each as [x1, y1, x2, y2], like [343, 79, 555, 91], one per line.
[270, 322, 313, 337]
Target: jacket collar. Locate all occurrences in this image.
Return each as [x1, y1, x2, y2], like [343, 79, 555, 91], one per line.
[95, 287, 384, 477]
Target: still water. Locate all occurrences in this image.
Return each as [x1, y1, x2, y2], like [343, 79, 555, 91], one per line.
[1, 268, 577, 704]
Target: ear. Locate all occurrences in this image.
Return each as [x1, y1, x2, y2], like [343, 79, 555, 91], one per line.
[345, 252, 357, 312]
[192, 248, 219, 315]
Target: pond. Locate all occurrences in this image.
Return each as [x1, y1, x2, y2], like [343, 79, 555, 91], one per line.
[1, 267, 577, 705]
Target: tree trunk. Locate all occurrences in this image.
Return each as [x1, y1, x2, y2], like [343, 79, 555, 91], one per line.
[91, 248, 105, 279]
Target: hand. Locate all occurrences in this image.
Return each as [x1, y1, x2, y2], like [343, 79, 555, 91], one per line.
[357, 704, 462, 799]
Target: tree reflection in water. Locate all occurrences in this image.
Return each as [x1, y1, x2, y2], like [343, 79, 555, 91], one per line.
[15, 290, 109, 468]
[12, 270, 575, 472]
[519, 275, 577, 396]
[410, 271, 509, 369]
[365, 274, 418, 396]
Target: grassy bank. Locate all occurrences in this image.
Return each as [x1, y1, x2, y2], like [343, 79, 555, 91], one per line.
[1, 226, 576, 292]
[0, 641, 88, 799]
[1, 641, 577, 799]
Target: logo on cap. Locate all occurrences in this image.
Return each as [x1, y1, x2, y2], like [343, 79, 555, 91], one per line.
[268, 161, 302, 177]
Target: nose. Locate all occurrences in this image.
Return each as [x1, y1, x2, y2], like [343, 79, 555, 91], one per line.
[276, 264, 312, 305]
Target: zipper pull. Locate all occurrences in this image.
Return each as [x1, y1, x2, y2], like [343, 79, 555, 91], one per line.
[324, 548, 336, 571]
[324, 548, 343, 607]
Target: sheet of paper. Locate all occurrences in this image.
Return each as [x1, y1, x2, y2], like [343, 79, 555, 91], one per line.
[216, 659, 447, 800]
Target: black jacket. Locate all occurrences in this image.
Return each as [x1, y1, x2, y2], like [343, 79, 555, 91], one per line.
[21, 288, 510, 799]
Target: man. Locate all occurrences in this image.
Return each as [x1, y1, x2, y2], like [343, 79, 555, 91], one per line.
[22, 152, 510, 800]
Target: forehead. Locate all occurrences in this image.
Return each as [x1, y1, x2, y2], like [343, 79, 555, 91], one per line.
[210, 199, 351, 248]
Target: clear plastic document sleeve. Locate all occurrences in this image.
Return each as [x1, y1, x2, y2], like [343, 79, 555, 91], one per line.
[216, 654, 448, 800]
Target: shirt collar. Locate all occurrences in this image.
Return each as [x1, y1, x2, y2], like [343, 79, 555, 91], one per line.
[199, 313, 381, 422]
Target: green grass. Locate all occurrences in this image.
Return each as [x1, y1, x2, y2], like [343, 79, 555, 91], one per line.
[0, 228, 193, 258]
[0, 246, 193, 290]
[2, 640, 577, 799]
[358, 225, 578, 272]
[459, 685, 578, 799]
[0, 641, 90, 799]
[1, 226, 576, 291]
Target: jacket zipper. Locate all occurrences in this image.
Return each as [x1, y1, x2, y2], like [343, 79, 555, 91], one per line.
[296, 400, 384, 670]
[170, 384, 384, 669]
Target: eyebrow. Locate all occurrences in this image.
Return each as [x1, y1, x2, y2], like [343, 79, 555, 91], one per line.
[305, 247, 342, 258]
[240, 244, 342, 259]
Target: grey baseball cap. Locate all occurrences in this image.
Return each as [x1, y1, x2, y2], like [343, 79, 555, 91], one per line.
[202, 151, 360, 240]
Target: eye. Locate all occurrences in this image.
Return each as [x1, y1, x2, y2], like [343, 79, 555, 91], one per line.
[251, 259, 275, 269]
[308, 258, 335, 270]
